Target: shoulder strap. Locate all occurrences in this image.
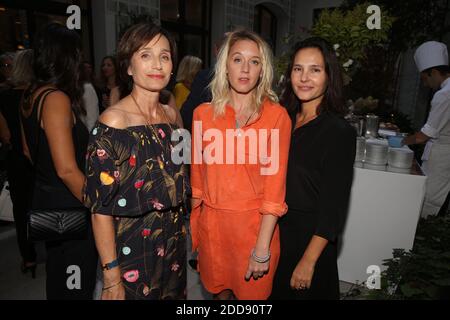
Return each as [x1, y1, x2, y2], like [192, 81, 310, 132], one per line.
[32, 88, 58, 163]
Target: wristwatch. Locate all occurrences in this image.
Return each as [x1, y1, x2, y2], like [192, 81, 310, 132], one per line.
[102, 259, 119, 271]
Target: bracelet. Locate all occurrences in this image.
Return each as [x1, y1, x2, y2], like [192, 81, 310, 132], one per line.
[102, 280, 122, 291]
[102, 259, 119, 271]
[251, 249, 271, 263]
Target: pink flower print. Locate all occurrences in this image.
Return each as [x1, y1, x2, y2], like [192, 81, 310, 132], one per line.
[158, 128, 166, 138]
[123, 270, 139, 283]
[134, 179, 144, 189]
[150, 199, 164, 210]
[157, 246, 165, 257]
[171, 262, 180, 272]
[97, 149, 106, 157]
[141, 228, 151, 238]
[114, 171, 120, 179]
[96, 149, 108, 161]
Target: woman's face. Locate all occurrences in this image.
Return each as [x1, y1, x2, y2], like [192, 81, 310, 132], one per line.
[101, 58, 115, 78]
[226, 39, 262, 95]
[290, 47, 327, 104]
[128, 34, 173, 92]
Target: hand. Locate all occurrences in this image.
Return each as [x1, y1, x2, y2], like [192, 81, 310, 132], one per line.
[290, 257, 315, 290]
[101, 280, 125, 300]
[244, 250, 270, 281]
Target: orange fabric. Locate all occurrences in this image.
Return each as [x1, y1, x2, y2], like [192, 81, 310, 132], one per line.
[190, 99, 291, 299]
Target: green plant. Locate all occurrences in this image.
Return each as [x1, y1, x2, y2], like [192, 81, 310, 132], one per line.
[348, 215, 450, 300]
[311, 2, 395, 84]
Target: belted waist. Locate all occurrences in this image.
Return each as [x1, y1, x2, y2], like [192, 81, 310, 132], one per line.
[202, 198, 263, 211]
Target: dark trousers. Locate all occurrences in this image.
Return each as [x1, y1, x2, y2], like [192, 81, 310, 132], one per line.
[45, 224, 98, 300]
[6, 151, 36, 263]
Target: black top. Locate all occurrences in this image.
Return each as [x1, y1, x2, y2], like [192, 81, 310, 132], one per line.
[20, 89, 89, 209]
[0, 88, 25, 154]
[284, 112, 356, 242]
[180, 68, 213, 132]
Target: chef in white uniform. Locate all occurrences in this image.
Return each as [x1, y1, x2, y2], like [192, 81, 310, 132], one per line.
[403, 41, 450, 218]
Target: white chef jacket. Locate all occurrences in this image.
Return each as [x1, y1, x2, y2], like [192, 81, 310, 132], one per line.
[420, 77, 450, 217]
[420, 77, 450, 161]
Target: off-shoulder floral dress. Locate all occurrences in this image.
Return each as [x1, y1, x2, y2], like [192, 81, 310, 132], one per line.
[84, 122, 190, 300]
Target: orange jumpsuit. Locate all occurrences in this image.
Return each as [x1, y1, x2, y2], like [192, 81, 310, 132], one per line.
[190, 99, 291, 299]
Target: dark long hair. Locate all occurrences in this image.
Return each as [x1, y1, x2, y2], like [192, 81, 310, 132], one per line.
[280, 37, 345, 121]
[27, 23, 85, 116]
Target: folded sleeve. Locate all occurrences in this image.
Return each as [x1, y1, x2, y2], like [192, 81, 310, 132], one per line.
[259, 108, 292, 217]
[83, 125, 120, 215]
[315, 125, 356, 242]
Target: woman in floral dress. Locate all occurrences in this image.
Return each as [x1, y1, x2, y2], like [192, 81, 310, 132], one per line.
[84, 22, 189, 300]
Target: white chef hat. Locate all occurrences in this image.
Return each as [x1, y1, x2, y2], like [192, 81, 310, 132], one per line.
[414, 41, 448, 73]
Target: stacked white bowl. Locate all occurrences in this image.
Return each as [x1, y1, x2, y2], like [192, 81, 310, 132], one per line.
[355, 137, 366, 162]
[364, 139, 388, 165]
[387, 147, 414, 169]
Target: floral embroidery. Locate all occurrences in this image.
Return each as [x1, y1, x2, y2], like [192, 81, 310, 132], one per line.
[118, 198, 127, 207]
[171, 263, 180, 272]
[134, 179, 144, 189]
[141, 229, 151, 238]
[129, 154, 136, 167]
[100, 171, 114, 186]
[157, 246, 165, 257]
[123, 270, 139, 283]
[150, 199, 164, 210]
[158, 128, 166, 138]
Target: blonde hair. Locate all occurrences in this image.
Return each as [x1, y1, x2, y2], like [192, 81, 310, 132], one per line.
[176, 55, 202, 86]
[210, 29, 278, 117]
[11, 49, 34, 87]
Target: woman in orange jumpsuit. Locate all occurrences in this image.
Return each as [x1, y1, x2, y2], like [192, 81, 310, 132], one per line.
[190, 29, 291, 300]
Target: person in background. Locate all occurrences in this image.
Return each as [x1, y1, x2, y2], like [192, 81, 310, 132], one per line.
[79, 60, 99, 132]
[0, 49, 37, 277]
[97, 56, 120, 113]
[173, 55, 202, 110]
[270, 37, 356, 300]
[20, 23, 97, 300]
[190, 29, 291, 300]
[403, 41, 450, 218]
[84, 22, 189, 300]
[180, 35, 228, 133]
[0, 52, 15, 89]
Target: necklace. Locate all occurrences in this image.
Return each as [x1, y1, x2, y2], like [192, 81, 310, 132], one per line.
[235, 108, 257, 138]
[236, 108, 257, 129]
[130, 94, 173, 149]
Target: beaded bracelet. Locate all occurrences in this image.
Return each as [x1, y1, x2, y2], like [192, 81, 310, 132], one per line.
[102, 280, 122, 291]
[251, 249, 271, 263]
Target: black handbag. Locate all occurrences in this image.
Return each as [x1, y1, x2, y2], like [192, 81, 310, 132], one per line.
[26, 88, 88, 242]
[27, 207, 89, 242]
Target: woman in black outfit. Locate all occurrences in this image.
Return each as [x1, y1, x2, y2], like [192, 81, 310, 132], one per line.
[0, 49, 36, 276]
[270, 37, 356, 300]
[20, 23, 97, 299]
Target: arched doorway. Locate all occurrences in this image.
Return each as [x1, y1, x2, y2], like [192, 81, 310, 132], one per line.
[253, 1, 289, 56]
[254, 4, 277, 52]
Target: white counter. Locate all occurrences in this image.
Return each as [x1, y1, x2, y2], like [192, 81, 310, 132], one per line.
[337, 163, 427, 285]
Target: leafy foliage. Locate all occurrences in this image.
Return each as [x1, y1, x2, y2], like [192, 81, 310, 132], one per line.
[347, 215, 450, 300]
